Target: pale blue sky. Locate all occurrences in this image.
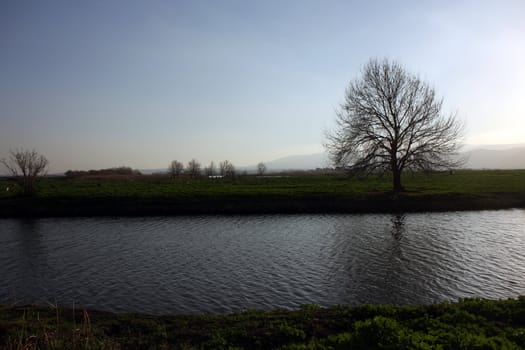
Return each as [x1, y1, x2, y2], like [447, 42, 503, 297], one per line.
[1, 0, 524, 172]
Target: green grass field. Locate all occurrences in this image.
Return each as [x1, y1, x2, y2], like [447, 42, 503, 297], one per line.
[1, 170, 524, 216]
[1, 297, 524, 349]
[1, 170, 525, 199]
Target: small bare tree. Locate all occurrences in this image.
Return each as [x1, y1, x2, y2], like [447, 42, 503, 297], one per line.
[219, 160, 235, 177]
[204, 161, 216, 176]
[186, 159, 201, 177]
[257, 162, 267, 175]
[168, 160, 184, 177]
[326, 58, 464, 192]
[1, 148, 49, 195]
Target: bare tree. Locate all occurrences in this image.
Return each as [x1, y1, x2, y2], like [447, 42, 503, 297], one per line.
[186, 159, 201, 177]
[204, 161, 216, 176]
[219, 160, 235, 177]
[326, 58, 464, 192]
[257, 162, 267, 175]
[1, 148, 49, 195]
[168, 160, 184, 177]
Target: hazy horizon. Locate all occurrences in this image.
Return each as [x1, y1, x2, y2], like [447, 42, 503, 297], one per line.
[37, 142, 525, 174]
[2, 1, 525, 173]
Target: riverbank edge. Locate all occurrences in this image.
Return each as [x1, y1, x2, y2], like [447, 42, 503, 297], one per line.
[1, 297, 524, 348]
[0, 192, 524, 217]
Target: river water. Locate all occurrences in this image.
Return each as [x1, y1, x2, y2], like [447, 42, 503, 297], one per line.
[1, 210, 524, 314]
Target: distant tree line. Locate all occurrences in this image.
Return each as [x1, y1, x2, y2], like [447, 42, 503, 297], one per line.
[168, 160, 267, 178]
[169, 159, 236, 178]
[65, 166, 141, 178]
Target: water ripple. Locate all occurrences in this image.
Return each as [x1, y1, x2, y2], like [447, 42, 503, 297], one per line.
[1, 210, 525, 314]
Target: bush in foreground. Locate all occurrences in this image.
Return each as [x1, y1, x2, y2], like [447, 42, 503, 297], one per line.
[1, 297, 524, 349]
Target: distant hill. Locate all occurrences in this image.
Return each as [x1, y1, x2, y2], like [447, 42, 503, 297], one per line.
[260, 145, 525, 171]
[463, 147, 525, 169]
[264, 153, 331, 172]
[134, 145, 525, 174]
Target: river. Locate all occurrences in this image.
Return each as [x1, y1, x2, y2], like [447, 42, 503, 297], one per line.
[1, 210, 524, 314]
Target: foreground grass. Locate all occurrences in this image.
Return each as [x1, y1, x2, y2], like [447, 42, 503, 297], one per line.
[1, 297, 524, 349]
[1, 170, 524, 216]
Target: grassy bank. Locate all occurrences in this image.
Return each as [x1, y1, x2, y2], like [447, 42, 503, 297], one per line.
[1, 170, 524, 217]
[1, 297, 524, 349]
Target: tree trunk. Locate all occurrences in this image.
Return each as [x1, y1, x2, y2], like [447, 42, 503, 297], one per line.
[393, 169, 403, 193]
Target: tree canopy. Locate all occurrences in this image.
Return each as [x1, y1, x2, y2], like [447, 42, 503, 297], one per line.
[1, 148, 49, 195]
[326, 59, 464, 192]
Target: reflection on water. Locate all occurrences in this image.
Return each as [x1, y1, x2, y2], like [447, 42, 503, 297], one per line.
[1, 210, 525, 314]
[6, 220, 50, 305]
[390, 214, 405, 239]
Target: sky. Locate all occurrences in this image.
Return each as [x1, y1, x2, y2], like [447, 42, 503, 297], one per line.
[1, 0, 524, 173]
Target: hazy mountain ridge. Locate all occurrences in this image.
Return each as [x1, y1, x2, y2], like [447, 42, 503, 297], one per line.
[130, 145, 525, 174]
[263, 153, 331, 171]
[262, 145, 525, 171]
[463, 147, 525, 169]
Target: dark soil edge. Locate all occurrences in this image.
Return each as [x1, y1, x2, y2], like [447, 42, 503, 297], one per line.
[1, 192, 524, 217]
